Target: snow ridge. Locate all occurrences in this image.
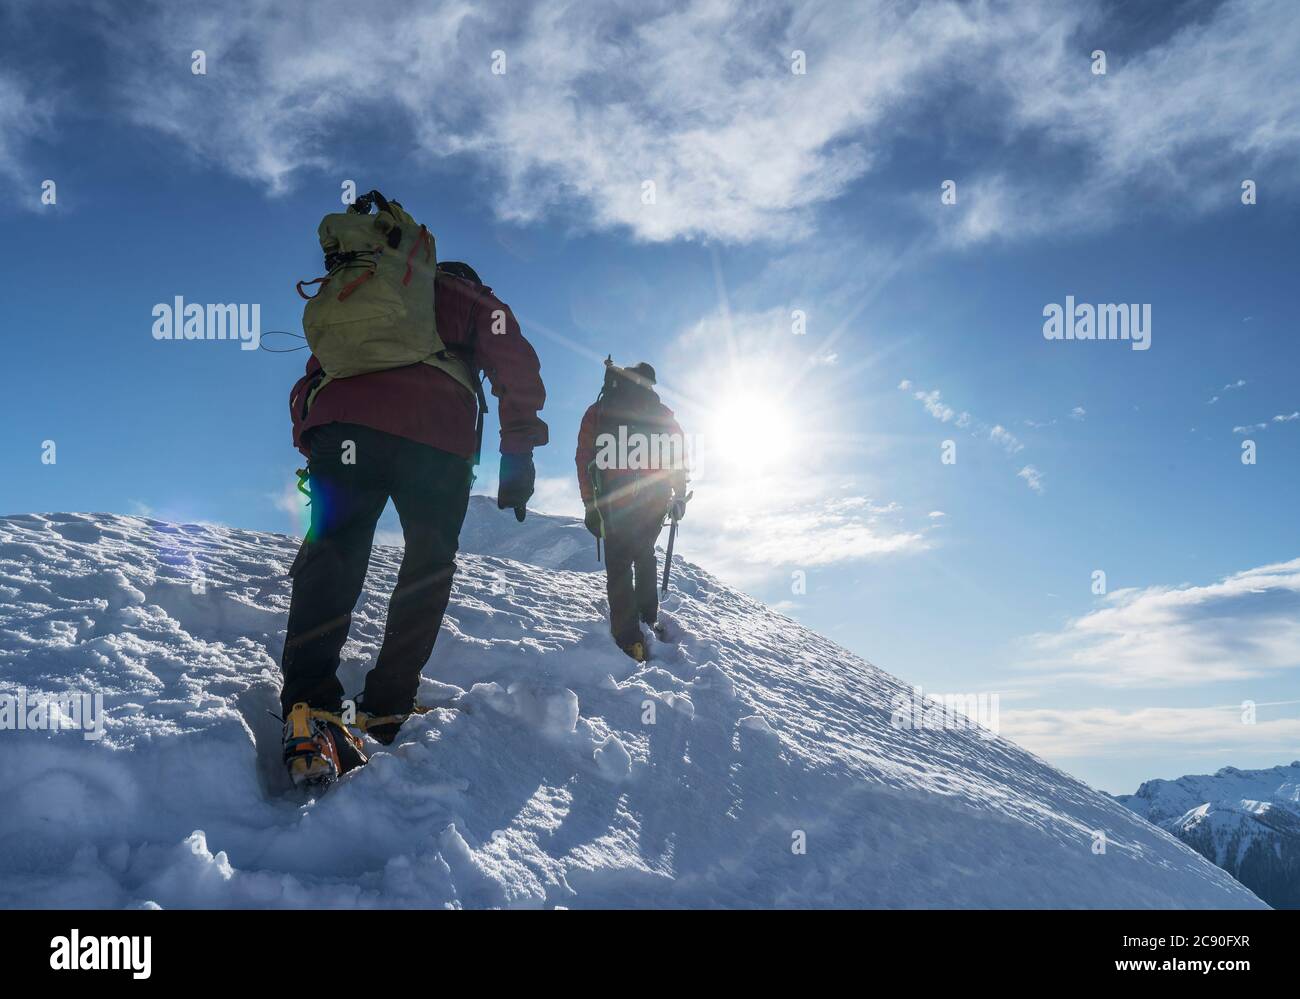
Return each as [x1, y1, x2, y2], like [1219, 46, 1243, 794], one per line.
[0, 503, 1264, 908]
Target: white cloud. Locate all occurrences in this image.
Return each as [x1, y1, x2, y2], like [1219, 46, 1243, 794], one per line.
[1026, 405, 1088, 427]
[69, 0, 1298, 245]
[0, 69, 53, 191]
[903, 381, 1040, 488]
[1001, 704, 1300, 761]
[901, 383, 971, 429]
[684, 481, 929, 584]
[1017, 465, 1044, 493]
[934, 0, 1300, 244]
[271, 479, 311, 536]
[96, 0, 1012, 243]
[1009, 2, 1300, 194]
[988, 424, 1023, 454]
[1233, 412, 1299, 433]
[528, 475, 585, 519]
[915, 388, 956, 423]
[1024, 559, 1300, 687]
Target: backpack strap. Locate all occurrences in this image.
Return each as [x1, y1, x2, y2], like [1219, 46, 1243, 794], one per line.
[470, 374, 488, 466]
[454, 287, 489, 466]
[428, 272, 490, 466]
[583, 393, 608, 502]
[402, 226, 432, 286]
[336, 269, 374, 301]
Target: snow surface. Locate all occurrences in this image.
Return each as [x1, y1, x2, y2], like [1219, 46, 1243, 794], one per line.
[0, 502, 1265, 908]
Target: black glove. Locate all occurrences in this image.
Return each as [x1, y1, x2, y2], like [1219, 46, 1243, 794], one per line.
[497, 452, 535, 522]
[584, 504, 603, 537]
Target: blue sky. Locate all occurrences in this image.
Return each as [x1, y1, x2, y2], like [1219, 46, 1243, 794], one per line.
[2, 0, 1298, 793]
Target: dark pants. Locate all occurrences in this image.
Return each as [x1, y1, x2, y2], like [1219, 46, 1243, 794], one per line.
[280, 423, 472, 716]
[601, 504, 665, 647]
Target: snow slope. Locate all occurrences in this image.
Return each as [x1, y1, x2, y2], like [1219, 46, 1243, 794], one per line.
[0, 502, 1264, 908]
[1117, 763, 1300, 909]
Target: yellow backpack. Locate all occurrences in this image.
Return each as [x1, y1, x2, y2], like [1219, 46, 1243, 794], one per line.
[297, 190, 477, 407]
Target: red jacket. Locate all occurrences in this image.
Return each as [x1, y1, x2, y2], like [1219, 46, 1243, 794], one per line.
[290, 272, 548, 460]
[575, 389, 687, 510]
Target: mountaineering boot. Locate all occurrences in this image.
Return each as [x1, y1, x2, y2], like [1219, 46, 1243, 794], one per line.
[361, 711, 408, 746]
[354, 694, 411, 746]
[619, 637, 648, 663]
[282, 702, 367, 789]
[283, 703, 339, 789]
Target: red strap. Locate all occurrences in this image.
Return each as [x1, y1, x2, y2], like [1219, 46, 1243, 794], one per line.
[337, 269, 374, 301]
[296, 277, 329, 300]
[402, 225, 431, 287]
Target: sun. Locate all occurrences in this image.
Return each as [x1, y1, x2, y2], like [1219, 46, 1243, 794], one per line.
[703, 386, 798, 476]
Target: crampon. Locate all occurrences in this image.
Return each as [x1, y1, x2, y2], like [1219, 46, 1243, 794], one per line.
[282, 702, 368, 791]
[282, 700, 465, 790]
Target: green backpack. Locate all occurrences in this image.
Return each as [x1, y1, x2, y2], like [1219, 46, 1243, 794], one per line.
[297, 189, 477, 406]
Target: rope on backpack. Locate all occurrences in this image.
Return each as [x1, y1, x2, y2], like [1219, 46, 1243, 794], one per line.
[296, 277, 329, 300]
[259, 331, 308, 353]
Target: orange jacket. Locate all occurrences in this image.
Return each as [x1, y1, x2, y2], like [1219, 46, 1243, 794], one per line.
[575, 390, 687, 510]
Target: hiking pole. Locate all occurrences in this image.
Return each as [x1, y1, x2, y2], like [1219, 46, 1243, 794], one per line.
[660, 514, 678, 596]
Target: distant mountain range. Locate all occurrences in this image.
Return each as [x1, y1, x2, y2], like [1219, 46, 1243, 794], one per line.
[1116, 762, 1300, 909]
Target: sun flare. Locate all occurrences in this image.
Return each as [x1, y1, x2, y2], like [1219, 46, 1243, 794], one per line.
[703, 387, 798, 475]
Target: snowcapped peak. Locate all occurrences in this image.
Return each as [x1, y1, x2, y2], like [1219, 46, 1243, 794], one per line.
[1117, 762, 1300, 908]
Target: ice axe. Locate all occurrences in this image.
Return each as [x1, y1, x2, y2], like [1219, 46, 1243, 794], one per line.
[660, 491, 692, 596]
